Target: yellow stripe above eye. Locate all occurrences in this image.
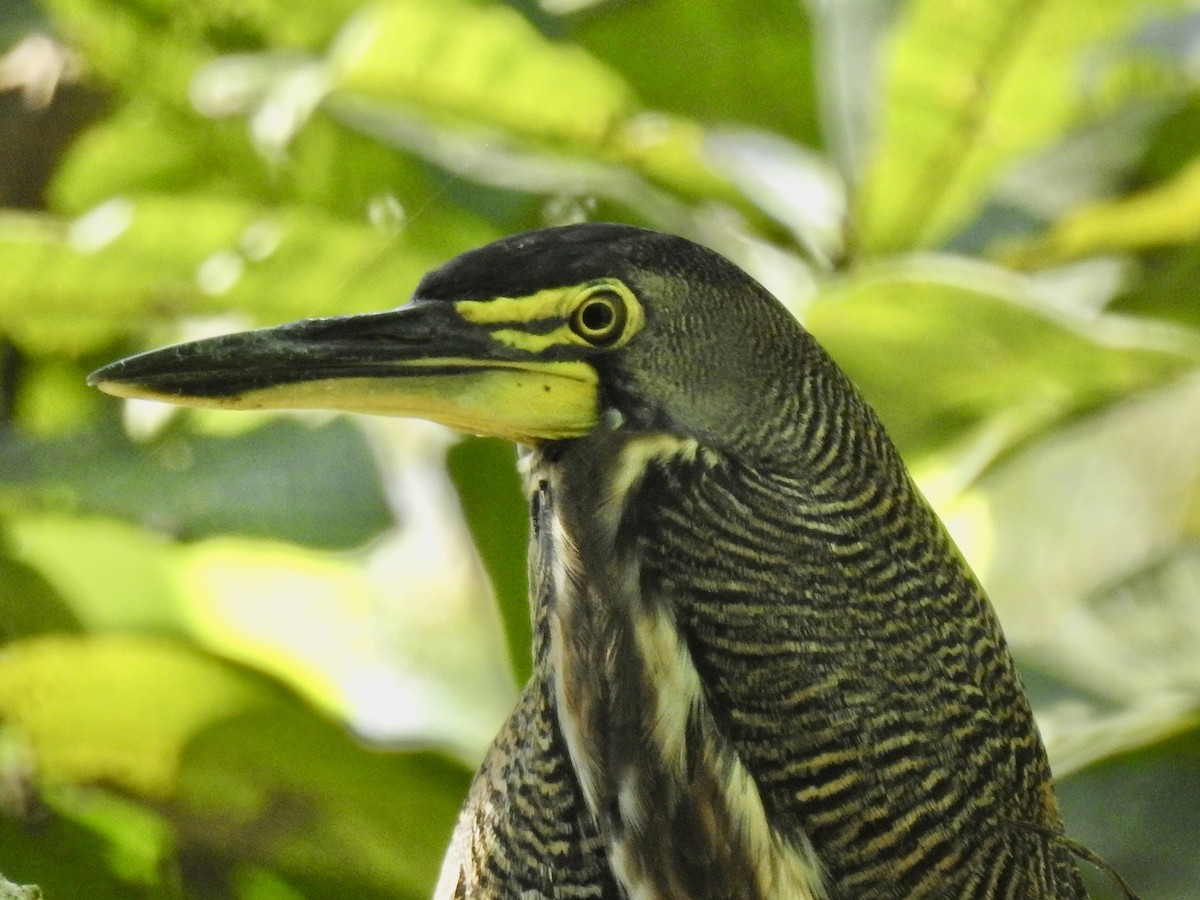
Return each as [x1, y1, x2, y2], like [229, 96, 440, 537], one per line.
[454, 288, 571, 325]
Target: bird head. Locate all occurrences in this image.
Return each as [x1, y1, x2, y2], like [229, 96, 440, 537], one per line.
[89, 223, 833, 462]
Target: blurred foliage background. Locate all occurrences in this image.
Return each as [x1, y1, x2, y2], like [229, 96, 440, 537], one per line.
[1, 0, 1199, 896]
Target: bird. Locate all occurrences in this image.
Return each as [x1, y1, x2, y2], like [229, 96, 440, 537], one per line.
[90, 223, 1094, 899]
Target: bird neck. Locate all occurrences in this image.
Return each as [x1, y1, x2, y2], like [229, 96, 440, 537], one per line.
[524, 420, 1064, 896]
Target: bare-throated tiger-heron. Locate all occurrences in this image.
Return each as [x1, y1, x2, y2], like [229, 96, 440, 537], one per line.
[91, 223, 1099, 899]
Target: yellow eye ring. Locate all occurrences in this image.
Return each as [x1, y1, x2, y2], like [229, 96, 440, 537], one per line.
[570, 289, 627, 346]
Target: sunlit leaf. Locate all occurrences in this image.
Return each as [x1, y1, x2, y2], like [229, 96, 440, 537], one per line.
[0, 634, 471, 897]
[804, 255, 1200, 460]
[39, 0, 362, 103]
[1006, 154, 1200, 266]
[4, 507, 511, 757]
[304, 0, 743, 210]
[331, 0, 635, 149]
[177, 530, 514, 758]
[0, 193, 493, 356]
[37, 0, 200, 105]
[857, 0, 1184, 254]
[0, 635, 273, 798]
[5, 515, 186, 634]
[48, 100, 267, 213]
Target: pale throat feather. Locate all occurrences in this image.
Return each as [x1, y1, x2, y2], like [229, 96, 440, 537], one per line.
[532, 433, 828, 900]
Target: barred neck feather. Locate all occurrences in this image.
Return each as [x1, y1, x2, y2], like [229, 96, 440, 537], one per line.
[527, 412, 1086, 899]
[531, 433, 829, 900]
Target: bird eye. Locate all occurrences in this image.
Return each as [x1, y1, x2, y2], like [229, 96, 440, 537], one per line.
[570, 290, 626, 346]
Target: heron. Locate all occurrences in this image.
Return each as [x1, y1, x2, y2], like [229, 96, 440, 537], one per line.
[91, 223, 1102, 898]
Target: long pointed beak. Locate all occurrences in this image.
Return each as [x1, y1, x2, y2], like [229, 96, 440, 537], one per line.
[88, 302, 600, 444]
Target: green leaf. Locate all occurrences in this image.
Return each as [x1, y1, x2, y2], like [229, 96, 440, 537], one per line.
[0, 548, 82, 643]
[804, 255, 1200, 460]
[446, 436, 531, 683]
[41, 789, 176, 893]
[48, 101, 268, 213]
[5, 515, 187, 634]
[330, 0, 636, 151]
[0, 634, 472, 897]
[314, 0, 743, 211]
[40, 0, 363, 104]
[12, 357, 104, 436]
[1, 793, 168, 898]
[571, 0, 820, 148]
[1112, 242, 1200, 334]
[1006, 154, 1200, 266]
[5, 475, 513, 758]
[0, 193, 493, 356]
[857, 0, 1184, 254]
[0, 416, 393, 550]
[174, 705, 467, 898]
[49, 91, 489, 226]
[1056, 723, 1200, 900]
[38, 0, 201, 105]
[0, 635, 275, 798]
[937, 373, 1200, 675]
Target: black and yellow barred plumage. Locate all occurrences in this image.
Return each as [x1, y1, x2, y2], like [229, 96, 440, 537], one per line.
[90, 224, 1091, 898]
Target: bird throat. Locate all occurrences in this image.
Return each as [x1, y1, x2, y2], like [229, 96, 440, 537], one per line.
[526, 431, 830, 900]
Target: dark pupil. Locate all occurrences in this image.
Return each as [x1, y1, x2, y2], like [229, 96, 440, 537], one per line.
[580, 300, 615, 333]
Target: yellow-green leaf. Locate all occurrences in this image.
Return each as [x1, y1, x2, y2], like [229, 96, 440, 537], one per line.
[330, 0, 635, 149]
[0, 635, 273, 798]
[857, 0, 1183, 254]
[1006, 154, 1200, 266]
[317, 0, 741, 209]
[0, 194, 493, 356]
[0, 634, 471, 896]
